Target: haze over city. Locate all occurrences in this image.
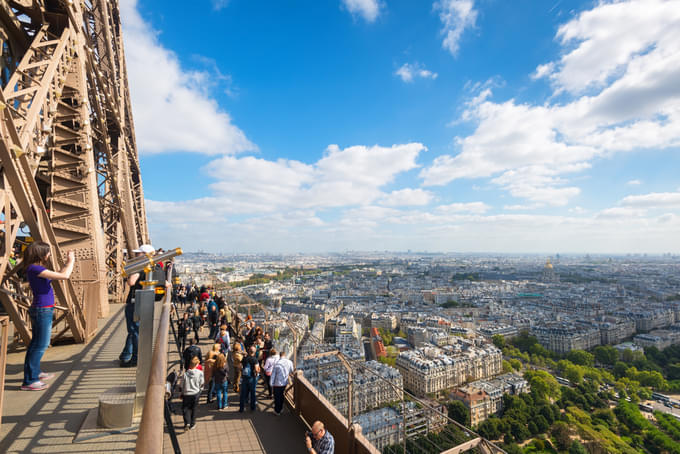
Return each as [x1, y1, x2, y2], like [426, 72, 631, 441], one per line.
[122, 0, 680, 254]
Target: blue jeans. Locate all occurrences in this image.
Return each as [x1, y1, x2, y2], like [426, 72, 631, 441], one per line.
[119, 303, 138, 363]
[23, 306, 54, 385]
[239, 375, 257, 410]
[216, 381, 229, 409]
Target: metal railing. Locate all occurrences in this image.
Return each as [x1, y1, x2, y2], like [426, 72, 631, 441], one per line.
[135, 292, 172, 454]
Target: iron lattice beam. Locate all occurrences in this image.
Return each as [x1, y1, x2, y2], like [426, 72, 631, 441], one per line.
[0, 0, 147, 343]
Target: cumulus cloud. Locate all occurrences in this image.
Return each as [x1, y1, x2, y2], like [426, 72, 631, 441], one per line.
[621, 192, 680, 209]
[421, 0, 680, 207]
[436, 202, 489, 214]
[120, 0, 255, 154]
[380, 188, 434, 206]
[149, 142, 425, 216]
[434, 0, 478, 56]
[341, 0, 382, 22]
[395, 63, 438, 83]
[626, 179, 642, 186]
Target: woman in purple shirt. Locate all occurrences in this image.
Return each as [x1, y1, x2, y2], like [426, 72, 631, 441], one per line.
[22, 241, 75, 391]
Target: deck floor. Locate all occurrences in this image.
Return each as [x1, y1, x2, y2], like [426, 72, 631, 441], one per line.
[0, 304, 307, 454]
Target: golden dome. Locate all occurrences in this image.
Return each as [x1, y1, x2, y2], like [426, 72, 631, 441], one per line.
[545, 259, 553, 269]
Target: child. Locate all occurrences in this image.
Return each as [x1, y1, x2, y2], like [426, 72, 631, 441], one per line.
[182, 356, 204, 430]
[22, 242, 75, 391]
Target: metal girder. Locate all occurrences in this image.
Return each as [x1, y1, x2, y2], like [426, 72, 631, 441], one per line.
[0, 0, 148, 343]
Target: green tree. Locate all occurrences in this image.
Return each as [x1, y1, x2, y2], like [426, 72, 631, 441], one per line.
[564, 363, 585, 385]
[551, 421, 571, 451]
[593, 345, 618, 365]
[492, 334, 506, 349]
[569, 440, 588, 454]
[447, 401, 470, 426]
[525, 370, 561, 399]
[509, 358, 522, 371]
[567, 349, 595, 366]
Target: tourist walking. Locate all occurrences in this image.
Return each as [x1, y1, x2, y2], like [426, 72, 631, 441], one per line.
[232, 342, 243, 393]
[204, 344, 220, 403]
[21, 242, 75, 391]
[182, 338, 203, 371]
[270, 350, 294, 414]
[239, 346, 260, 412]
[177, 312, 191, 353]
[190, 306, 201, 344]
[213, 353, 229, 410]
[216, 325, 230, 355]
[263, 348, 280, 398]
[182, 357, 204, 430]
[207, 296, 219, 340]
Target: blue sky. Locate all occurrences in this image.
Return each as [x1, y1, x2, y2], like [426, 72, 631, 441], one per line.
[121, 0, 680, 253]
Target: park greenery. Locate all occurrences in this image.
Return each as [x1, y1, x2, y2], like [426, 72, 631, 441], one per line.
[229, 267, 321, 287]
[478, 331, 680, 453]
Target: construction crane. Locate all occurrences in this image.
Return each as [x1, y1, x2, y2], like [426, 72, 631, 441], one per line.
[0, 1, 146, 344]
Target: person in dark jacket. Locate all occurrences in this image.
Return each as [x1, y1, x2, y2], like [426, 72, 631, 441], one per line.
[190, 308, 201, 344]
[183, 339, 203, 371]
[177, 312, 191, 353]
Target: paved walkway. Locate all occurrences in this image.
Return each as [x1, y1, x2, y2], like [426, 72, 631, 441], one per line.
[163, 310, 308, 453]
[0, 304, 137, 453]
[0, 303, 307, 453]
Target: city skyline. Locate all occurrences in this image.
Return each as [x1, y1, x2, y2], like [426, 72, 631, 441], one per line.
[123, 0, 680, 253]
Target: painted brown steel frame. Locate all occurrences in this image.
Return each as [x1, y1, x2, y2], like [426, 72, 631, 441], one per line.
[0, 0, 148, 343]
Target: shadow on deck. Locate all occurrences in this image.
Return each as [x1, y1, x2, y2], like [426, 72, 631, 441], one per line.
[163, 381, 308, 454]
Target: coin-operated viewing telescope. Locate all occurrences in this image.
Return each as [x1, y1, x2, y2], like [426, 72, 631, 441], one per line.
[121, 248, 183, 300]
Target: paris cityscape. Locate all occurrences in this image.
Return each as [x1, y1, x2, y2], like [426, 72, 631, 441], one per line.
[175, 251, 680, 453]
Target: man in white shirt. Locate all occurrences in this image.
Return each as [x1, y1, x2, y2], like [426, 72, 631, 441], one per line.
[269, 350, 294, 415]
[263, 348, 280, 398]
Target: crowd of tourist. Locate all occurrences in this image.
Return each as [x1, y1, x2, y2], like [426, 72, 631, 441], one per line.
[174, 285, 295, 431]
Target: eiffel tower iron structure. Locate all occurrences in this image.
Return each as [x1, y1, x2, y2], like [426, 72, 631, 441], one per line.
[0, 0, 148, 344]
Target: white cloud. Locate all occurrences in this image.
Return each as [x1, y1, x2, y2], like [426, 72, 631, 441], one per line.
[434, 0, 478, 56]
[422, 0, 680, 207]
[149, 142, 425, 215]
[626, 179, 642, 186]
[436, 201, 489, 214]
[395, 63, 438, 83]
[341, 0, 382, 22]
[380, 188, 434, 206]
[621, 192, 680, 209]
[120, 0, 255, 155]
[534, 0, 680, 95]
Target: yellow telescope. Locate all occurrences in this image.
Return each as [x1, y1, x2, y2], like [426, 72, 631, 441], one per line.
[121, 247, 183, 278]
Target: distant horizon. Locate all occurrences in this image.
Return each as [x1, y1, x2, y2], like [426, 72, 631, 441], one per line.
[175, 250, 679, 258]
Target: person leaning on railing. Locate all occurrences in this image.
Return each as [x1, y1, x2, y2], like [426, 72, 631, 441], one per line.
[305, 421, 334, 454]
